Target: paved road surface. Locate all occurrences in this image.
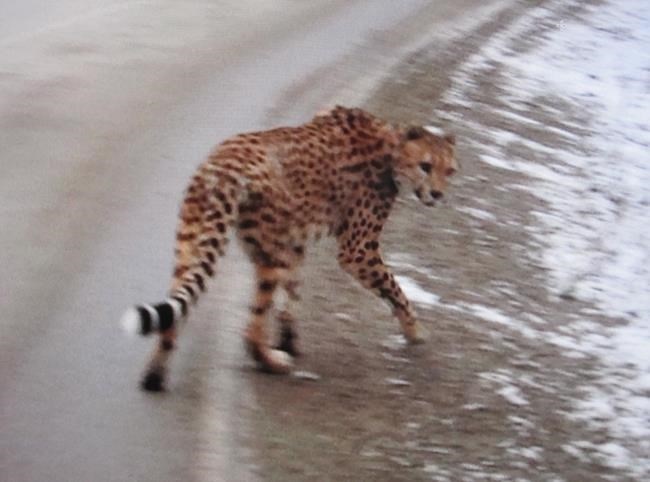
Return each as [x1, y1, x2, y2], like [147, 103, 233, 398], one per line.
[1, 1, 514, 480]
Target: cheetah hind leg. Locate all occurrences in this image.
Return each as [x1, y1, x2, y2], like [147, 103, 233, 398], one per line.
[141, 328, 177, 391]
[276, 310, 301, 357]
[245, 265, 293, 374]
[274, 278, 302, 357]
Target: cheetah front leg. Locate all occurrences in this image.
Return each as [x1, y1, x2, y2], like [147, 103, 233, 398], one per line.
[245, 264, 293, 374]
[337, 240, 428, 344]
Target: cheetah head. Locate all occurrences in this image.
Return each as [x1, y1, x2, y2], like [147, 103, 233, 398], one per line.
[394, 126, 457, 207]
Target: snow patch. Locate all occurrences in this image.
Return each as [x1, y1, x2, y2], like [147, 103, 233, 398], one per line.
[456, 206, 496, 222]
[385, 377, 412, 387]
[394, 275, 440, 306]
[444, 0, 650, 474]
[481, 370, 529, 407]
[464, 303, 540, 340]
[497, 385, 528, 407]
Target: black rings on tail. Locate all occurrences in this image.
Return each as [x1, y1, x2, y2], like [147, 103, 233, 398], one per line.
[121, 297, 187, 336]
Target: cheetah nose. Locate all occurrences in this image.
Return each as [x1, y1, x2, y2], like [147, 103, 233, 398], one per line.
[430, 190, 443, 200]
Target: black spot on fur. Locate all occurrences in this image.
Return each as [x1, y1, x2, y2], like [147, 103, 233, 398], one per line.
[259, 280, 276, 292]
[371, 279, 384, 289]
[367, 257, 381, 267]
[201, 261, 214, 277]
[256, 251, 274, 267]
[141, 370, 165, 392]
[364, 240, 379, 250]
[277, 326, 299, 357]
[206, 210, 222, 221]
[239, 219, 259, 229]
[261, 213, 276, 224]
[156, 303, 175, 331]
[335, 220, 349, 236]
[182, 283, 195, 300]
[248, 191, 264, 205]
[216, 191, 227, 203]
[137, 306, 152, 335]
[406, 126, 426, 140]
[193, 273, 205, 292]
[373, 169, 398, 197]
[172, 296, 188, 316]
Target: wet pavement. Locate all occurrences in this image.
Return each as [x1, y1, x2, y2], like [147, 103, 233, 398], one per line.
[3, 0, 645, 481]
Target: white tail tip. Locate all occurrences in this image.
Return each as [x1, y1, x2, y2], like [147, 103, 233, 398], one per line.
[120, 307, 140, 336]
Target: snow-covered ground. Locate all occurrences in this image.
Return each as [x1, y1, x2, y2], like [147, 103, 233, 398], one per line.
[442, 0, 649, 475]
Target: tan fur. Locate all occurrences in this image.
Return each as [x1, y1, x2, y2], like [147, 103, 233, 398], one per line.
[132, 106, 457, 390]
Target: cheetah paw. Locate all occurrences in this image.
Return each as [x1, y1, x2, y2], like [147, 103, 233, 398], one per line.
[263, 349, 293, 374]
[403, 322, 429, 345]
[141, 368, 166, 392]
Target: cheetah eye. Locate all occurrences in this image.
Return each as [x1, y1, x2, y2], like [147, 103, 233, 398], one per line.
[445, 167, 457, 177]
[419, 162, 432, 173]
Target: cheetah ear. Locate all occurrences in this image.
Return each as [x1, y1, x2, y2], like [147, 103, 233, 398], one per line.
[444, 133, 456, 146]
[405, 126, 426, 141]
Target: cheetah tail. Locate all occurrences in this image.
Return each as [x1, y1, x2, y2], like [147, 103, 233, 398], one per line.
[120, 247, 223, 336]
[120, 235, 224, 337]
[120, 168, 242, 337]
[120, 295, 191, 337]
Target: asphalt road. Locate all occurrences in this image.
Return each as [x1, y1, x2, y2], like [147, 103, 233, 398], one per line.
[0, 1, 514, 481]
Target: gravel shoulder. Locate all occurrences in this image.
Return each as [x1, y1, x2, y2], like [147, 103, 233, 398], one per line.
[244, 1, 645, 481]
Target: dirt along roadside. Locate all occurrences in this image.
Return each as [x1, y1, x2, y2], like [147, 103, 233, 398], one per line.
[244, 1, 647, 481]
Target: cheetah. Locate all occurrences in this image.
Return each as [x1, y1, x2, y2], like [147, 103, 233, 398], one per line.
[121, 106, 458, 391]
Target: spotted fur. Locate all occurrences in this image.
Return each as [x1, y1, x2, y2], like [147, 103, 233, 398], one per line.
[121, 106, 457, 391]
